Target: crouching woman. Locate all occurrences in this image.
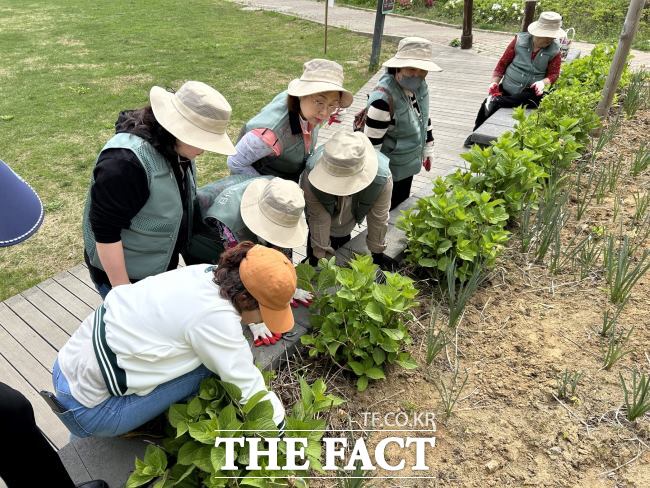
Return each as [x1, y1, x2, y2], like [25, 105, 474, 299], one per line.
[50, 242, 294, 437]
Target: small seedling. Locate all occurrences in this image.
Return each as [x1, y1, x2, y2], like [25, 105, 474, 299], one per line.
[556, 369, 583, 401]
[630, 142, 649, 176]
[426, 302, 449, 365]
[600, 303, 625, 337]
[620, 369, 650, 421]
[577, 235, 602, 279]
[434, 367, 469, 418]
[622, 69, 649, 119]
[602, 325, 633, 370]
[632, 190, 649, 225]
[575, 163, 604, 221]
[445, 260, 484, 329]
[613, 194, 622, 224]
[603, 235, 650, 305]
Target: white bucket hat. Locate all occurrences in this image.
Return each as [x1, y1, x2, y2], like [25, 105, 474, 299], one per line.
[383, 37, 442, 72]
[528, 11, 565, 39]
[287, 59, 354, 108]
[240, 178, 308, 248]
[308, 131, 378, 197]
[150, 81, 236, 155]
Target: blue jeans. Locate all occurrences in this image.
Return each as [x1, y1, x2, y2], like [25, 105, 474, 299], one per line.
[94, 282, 111, 300]
[52, 359, 213, 437]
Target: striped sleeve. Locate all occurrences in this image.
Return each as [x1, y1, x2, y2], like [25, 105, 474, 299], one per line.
[364, 98, 392, 148]
[426, 117, 434, 145]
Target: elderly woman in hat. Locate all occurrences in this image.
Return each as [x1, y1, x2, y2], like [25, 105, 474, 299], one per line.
[48, 242, 293, 438]
[82, 81, 236, 299]
[465, 11, 565, 142]
[363, 37, 441, 210]
[227, 59, 353, 183]
[301, 131, 396, 270]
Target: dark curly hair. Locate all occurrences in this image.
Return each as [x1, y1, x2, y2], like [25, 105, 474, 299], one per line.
[115, 106, 178, 163]
[212, 241, 259, 313]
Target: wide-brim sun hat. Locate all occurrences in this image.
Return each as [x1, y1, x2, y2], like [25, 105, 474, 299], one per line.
[150, 81, 236, 155]
[287, 59, 354, 108]
[308, 131, 378, 197]
[383, 36, 442, 72]
[528, 11, 566, 38]
[240, 178, 308, 249]
[0, 160, 44, 247]
[239, 245, 297, 334]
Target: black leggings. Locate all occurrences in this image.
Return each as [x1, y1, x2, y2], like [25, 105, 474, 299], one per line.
[306, 232, 352, 265]
[473, 85, 544, 131]
[0, 383, 75, 487]
[390, 176, 413, 210]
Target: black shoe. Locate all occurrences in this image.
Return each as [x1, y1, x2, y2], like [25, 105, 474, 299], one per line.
[463, 135, 474, 148]
[76, 481, 109, 488]
[372, 252, 400, 273]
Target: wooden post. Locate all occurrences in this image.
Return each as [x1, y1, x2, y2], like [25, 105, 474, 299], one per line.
[324, 0, 329, 54]
[461, 0, 473, 49]
[370, 0, 386, 69]
[596, 0, 646, 118]
[521, 0, 537, 33]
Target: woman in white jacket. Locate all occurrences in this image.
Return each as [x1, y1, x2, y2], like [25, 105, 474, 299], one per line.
[51, 242, 294, 437]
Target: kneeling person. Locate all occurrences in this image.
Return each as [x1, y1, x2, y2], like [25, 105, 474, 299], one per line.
[51, 243, 292, 438]
[301, 131, 395, 269]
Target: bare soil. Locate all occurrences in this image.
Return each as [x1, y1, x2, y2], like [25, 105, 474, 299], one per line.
[277, 109, 650, 487]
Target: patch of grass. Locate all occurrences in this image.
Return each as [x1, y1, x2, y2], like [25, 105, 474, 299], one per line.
[0, 0, 394, 300]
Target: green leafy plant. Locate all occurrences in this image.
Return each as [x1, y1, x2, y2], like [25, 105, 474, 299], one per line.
[620, 369, 650, 421]
[398, 176, 510, 281]
[297, 255, 419, 392]
[556, 369, 583, 401]
[126, 377, 344, 487]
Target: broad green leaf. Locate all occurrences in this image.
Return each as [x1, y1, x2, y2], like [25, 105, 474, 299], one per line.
[382, 328, 404, 341]
[357, 375, 369, 392]
[143, 445, 167, 474]
[348, 361, 365, 376]
[365, 367, 385, 380]
[395, 354, 418, 370]
[365, 301, 383, 322]
[220, 381, 243, 403]
[168, 404, 189, 428]
[242, 390, 269, 414]
[125, 471, 155, 488]
[188, 418, 220, 444]
[187, 396, 204, 418]
[246, 399, 274, 422]
[372, 347, 386, 365]
[210, 446, 227, 472]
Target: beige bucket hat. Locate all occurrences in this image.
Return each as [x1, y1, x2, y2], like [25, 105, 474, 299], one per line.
[308, 131, 378, 196]
[383, 37, 442, 72]
[528, 11, 565, 39]
[240, 177, 308, 248]
[150, 81, 236, 155]
[287, 59, 354, 108]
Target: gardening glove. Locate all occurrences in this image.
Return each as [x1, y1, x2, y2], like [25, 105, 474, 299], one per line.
[248, 322, 282, 347]
[531, 80, 545, 96]
[422, 145, 435, 172]
[488, 82, 501, 96]
[372, 252, 400, 272]
[327, 108, 345, 126]
[291, 288, 313, 308]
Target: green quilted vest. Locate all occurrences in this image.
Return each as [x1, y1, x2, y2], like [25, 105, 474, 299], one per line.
[242, 90, 319, 182]
[305, 147, 391, 224]
[82, 133, 195, 280]
[502, 33, 560, 95]
[368, 72, 429, 182]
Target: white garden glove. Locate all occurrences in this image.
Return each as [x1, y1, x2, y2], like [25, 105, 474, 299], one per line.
[248, 322, 281, 347]
[291, 288, 313, 308]
[531, 80, 545, 96]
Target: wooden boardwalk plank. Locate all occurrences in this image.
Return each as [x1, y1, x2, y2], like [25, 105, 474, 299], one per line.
[4, 294, 70, 350]
[0, 325, 54, 392]
[53, 271, 102, 310]
[68, 263, 98, 291]
[0, 303, 58, 370]
[37, 278, 93, 322]
[20, 286, 79, 336]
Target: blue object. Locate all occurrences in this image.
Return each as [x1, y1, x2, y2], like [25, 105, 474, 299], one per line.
[0, 159, 44, 247]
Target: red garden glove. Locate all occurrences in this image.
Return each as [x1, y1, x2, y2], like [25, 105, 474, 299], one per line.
[249, 322, 282, 347]
[290, 288, 313, 308]
[488, 82, 502, 96]
[327, 108, 345, 126]
[422, 157, 432, 172]
[422, 145, 434, 172]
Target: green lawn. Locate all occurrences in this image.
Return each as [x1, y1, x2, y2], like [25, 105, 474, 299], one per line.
[0, 0, 393, 300]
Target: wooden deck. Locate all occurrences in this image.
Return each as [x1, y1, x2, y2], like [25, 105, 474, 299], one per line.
[0, 43, 493, 451]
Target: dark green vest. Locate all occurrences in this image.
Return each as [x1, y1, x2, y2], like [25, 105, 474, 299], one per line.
[502, 33, 560, 95]
[305, 147, 391, 224]
[368, 72, 429, 182]
[82, 133, 196, 280]
[242, 90, 319, 182]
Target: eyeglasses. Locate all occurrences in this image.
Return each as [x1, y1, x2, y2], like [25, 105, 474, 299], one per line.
[310, 96, 340, 115]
